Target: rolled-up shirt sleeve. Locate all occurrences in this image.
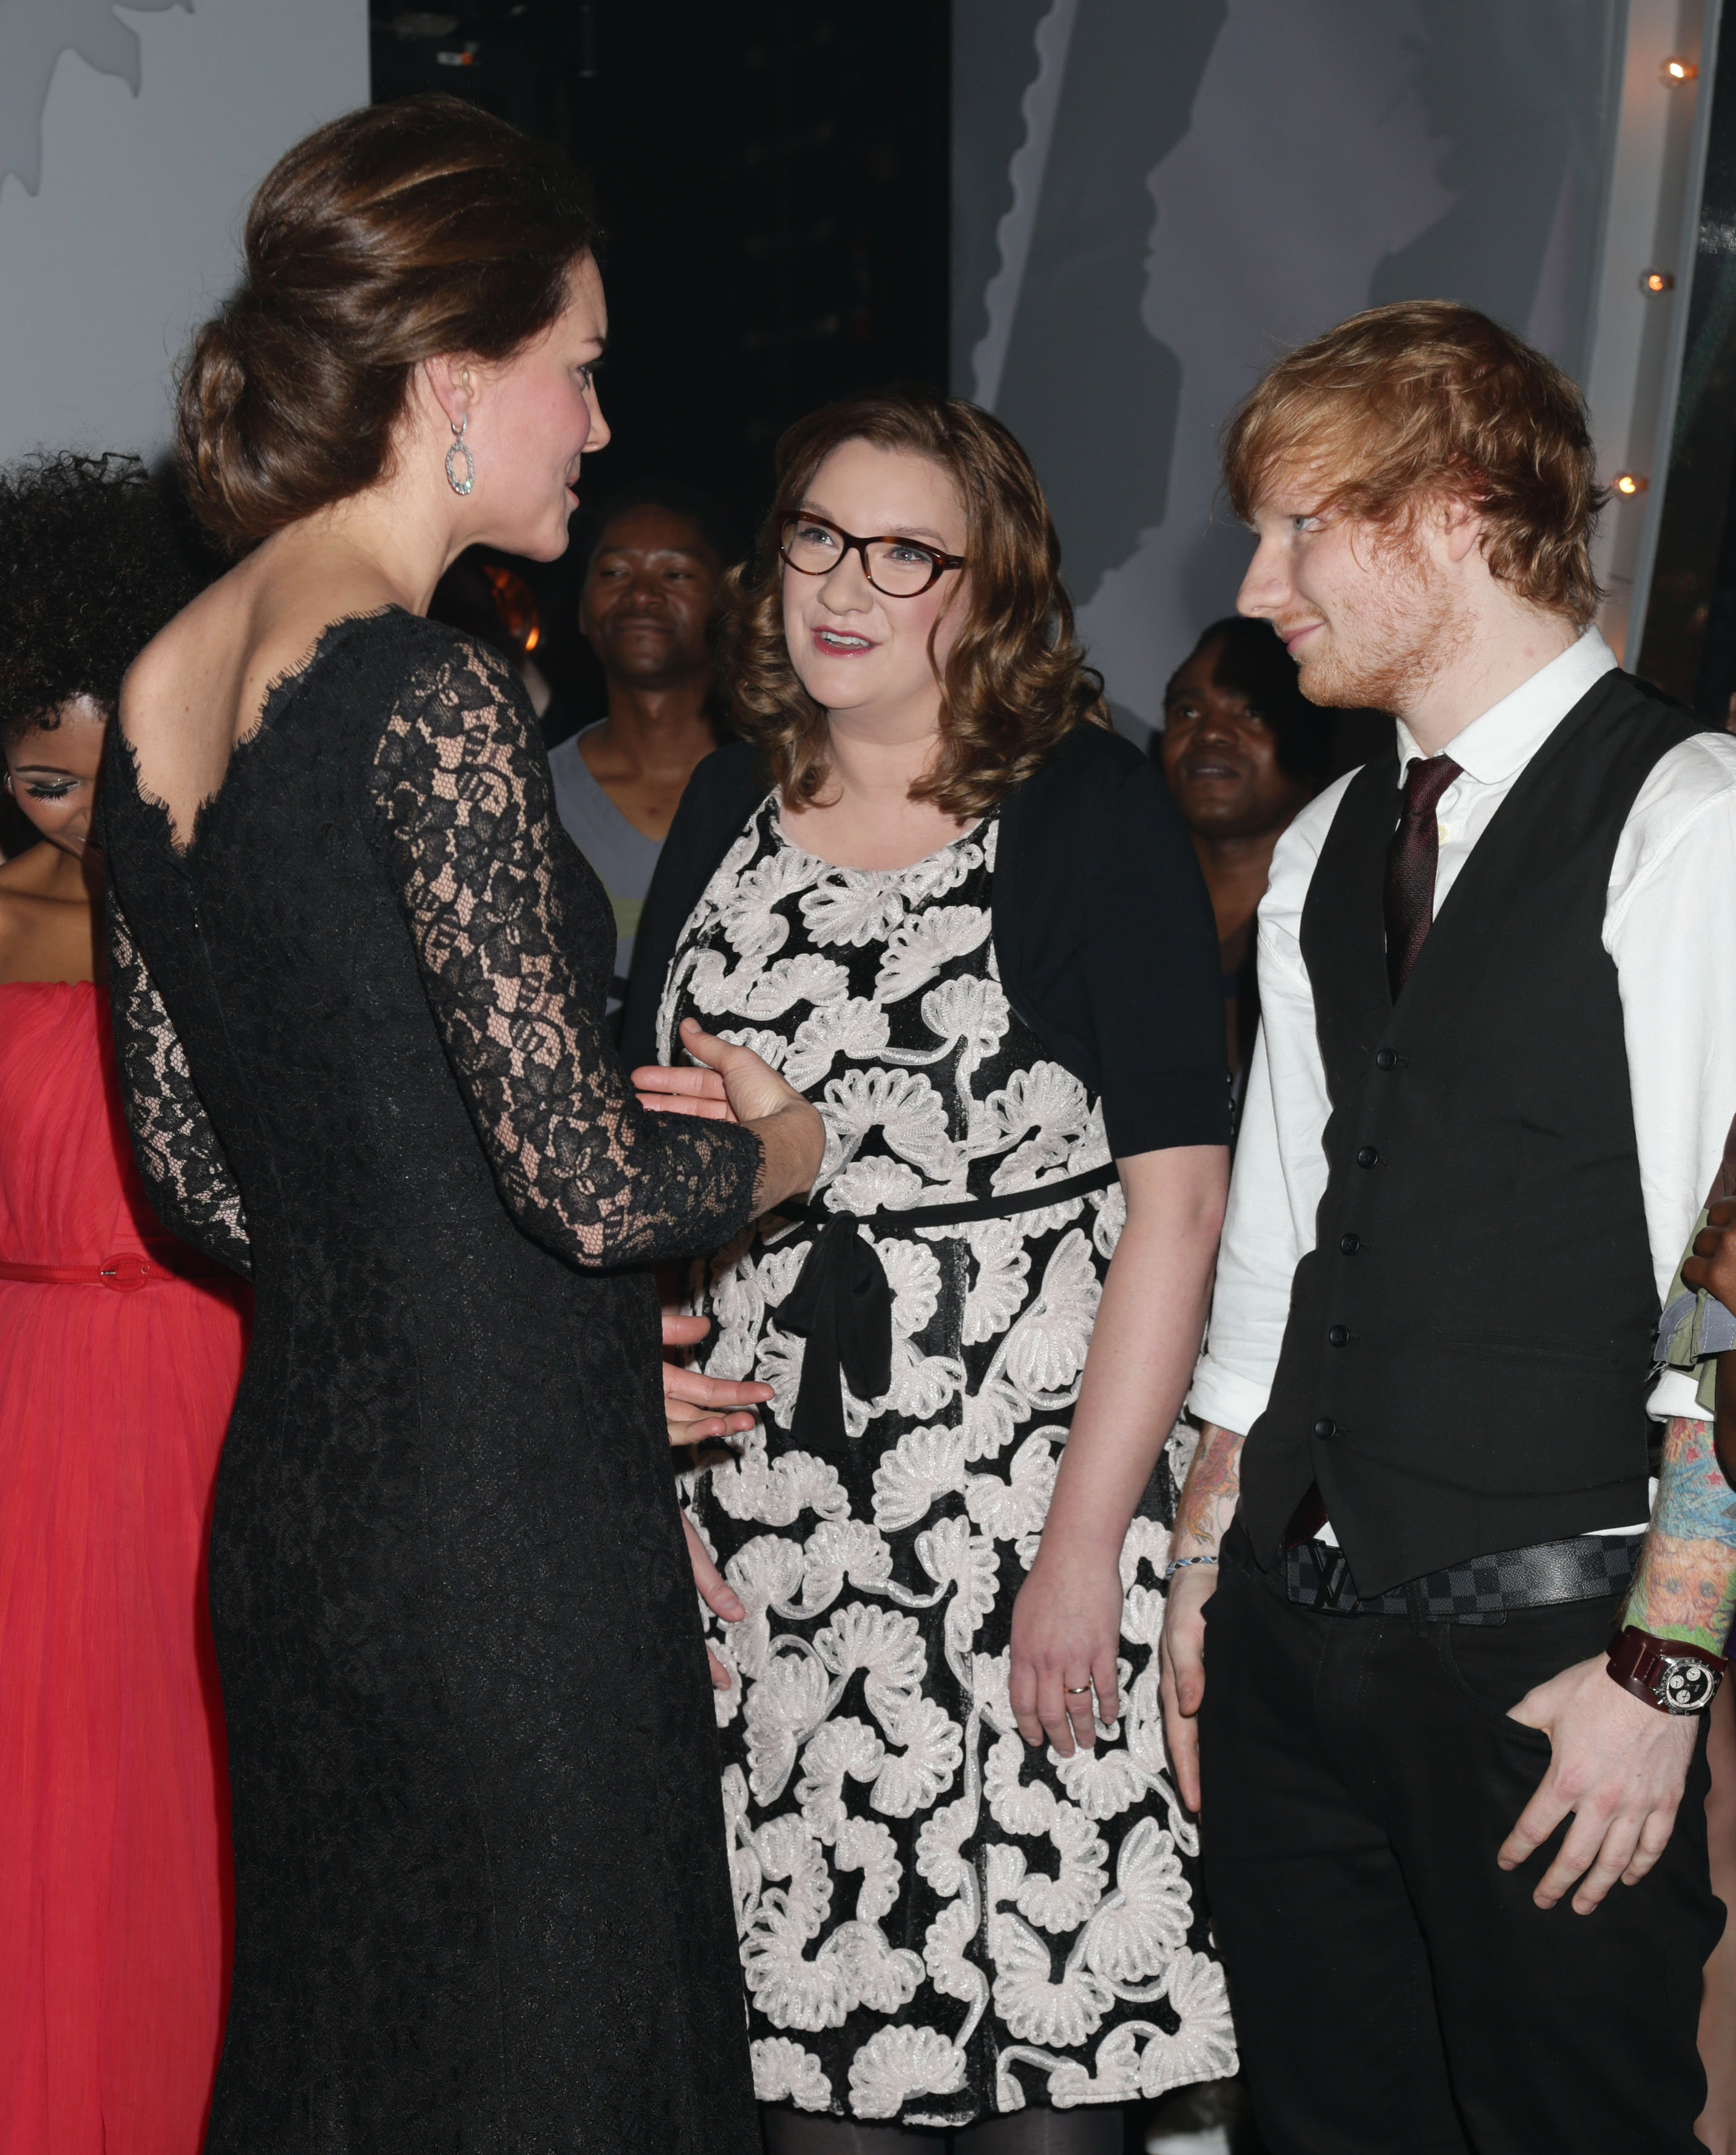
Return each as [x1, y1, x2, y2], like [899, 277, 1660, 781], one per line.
[1609, 733, 1736, 1422]
[1187, 778, 1351, 1435]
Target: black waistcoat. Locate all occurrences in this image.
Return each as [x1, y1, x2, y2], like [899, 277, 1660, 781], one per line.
[1240, 672, 1698, 1592]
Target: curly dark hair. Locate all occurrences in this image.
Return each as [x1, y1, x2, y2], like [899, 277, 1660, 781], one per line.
[722, 387, 1109, 819]
[0, 452, 202, 746]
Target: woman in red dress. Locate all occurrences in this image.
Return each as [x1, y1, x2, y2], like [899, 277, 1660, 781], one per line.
[0, 454, 250, 2154]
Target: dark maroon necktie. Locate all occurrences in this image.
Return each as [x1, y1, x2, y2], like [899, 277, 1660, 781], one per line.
[1383, 754, 1461, 999]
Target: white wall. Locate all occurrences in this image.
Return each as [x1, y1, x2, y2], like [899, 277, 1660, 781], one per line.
[0, 0, 369, 468]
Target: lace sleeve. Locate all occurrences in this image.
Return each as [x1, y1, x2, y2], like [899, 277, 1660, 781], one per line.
[105, 886, 253, 1278]
[371, 636, 762, 1268]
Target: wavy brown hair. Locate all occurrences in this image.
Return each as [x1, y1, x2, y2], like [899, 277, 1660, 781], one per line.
[722, 388, 1108, 818]
[1223, 300, 1605, 626]
[177, 94, 601, 547]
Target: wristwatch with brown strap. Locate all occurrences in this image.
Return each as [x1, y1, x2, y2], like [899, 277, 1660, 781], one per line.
[1606, 1625, 1727, 1715]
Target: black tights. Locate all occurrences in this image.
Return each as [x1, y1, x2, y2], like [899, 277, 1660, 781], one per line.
[761, 2105, 1125, 2154]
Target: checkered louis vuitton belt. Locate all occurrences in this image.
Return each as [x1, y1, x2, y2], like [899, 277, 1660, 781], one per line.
[1285, 1531, 1646, 1627]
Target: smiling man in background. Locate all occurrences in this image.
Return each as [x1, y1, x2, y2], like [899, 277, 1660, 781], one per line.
[546, 478, 737, 1007]
[1160, 300, 1736, 2155]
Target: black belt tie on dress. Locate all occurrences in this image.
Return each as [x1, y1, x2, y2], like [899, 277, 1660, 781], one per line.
[773, 1162, 1119, 1454]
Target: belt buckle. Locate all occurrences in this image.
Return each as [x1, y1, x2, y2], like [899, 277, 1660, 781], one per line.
[97, 1252, 152, 1293]
[1288, 1539, 1358, 1613]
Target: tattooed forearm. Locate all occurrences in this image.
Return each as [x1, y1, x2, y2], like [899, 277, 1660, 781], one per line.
[1171, 1422, 1245, 1558]
[1623, 1416, 1736, 1657]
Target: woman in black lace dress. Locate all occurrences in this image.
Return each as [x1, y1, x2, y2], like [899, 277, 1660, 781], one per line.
[98, 99, 822, 2153]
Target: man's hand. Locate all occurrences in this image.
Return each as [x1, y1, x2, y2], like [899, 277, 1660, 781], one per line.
[1155, 1420, 1245, 1813]
[1499, 1652, 1698, 1912]
[1159, 1563, 1218, 1812]
[661, 1310, 771, 1448]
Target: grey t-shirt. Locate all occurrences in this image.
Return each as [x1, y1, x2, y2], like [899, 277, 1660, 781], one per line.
[545, 723, 664, 999]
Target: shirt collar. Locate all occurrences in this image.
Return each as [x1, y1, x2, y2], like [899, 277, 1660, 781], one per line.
[1393, 629, 1618, 784]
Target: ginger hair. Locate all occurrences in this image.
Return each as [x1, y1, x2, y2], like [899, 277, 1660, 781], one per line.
[1223, 301, 1605, 626]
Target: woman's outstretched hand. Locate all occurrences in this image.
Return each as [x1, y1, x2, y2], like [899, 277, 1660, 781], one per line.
[636, 1018, 823, 1215]
[660, 1310, 770, 1448]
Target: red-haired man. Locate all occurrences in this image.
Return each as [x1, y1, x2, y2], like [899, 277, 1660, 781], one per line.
[1161, 301, 1736, 2153]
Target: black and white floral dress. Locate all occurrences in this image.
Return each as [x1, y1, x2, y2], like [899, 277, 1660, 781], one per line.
[658, 795, 1236, 2129]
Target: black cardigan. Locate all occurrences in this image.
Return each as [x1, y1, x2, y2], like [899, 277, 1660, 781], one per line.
[619, 725, 1229, 1159]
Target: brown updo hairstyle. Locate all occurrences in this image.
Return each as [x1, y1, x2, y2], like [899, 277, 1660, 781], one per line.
[723, 387, 1109, 820]
[177, 94, 601, 547]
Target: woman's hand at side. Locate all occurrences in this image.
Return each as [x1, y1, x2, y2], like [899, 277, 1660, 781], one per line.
[1012, 1146, 1227, 1760]
[683, 1512, 743, 1691]
[1010, 1533, 1125, 1755]
[636, 1017, 823, 1215]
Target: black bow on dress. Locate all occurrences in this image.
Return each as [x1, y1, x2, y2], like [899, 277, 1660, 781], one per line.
[768, 1161, 1120, 1456]
[776, 1214, 893, 1455]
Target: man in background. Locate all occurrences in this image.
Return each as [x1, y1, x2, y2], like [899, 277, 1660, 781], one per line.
[546, 480, 737, 1007]
[1157, 616, 1332, 1099]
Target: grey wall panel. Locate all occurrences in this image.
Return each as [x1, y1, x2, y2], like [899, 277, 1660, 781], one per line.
[954, 0, 1625, 738]
[0, 0, 369, 468]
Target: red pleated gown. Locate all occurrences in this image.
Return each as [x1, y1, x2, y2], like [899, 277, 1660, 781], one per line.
[0, 981, 249, 2154]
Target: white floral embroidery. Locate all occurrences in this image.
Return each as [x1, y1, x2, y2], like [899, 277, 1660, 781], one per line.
[873, 1424, 971, 1532]
[875, 904, 992, 1004]
[664, 799, 1226, 2124]
[826, 1154, 929, 1218]
[978, 1061, 1091, 1186]
[782, 996, 894, 1093]
[848, 2024, 968, 2118]
[961, 1217, 1031, 1343]
[1082, 1816, 1194, 1985]
[989, 1911, 1114, 2048]
[824, 1065, 957, 1182]
[752, 2037, 834, 2110]
[1138, 1949, 1238, 2095]
[800, 872, 910, 949]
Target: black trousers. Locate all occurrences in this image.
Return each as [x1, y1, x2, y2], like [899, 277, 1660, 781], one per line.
[1197, 1519, 1723, 2155]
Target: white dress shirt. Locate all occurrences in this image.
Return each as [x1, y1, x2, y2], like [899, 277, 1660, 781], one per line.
[1189, 632, 1736, 1513]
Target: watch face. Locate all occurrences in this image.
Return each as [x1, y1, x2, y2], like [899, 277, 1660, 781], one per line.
[1661, 1659, 1718, 1713]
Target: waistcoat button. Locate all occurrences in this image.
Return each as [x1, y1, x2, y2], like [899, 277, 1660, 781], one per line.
[1357, 1145, 1380, 1168]
[1313, 1416, 1336, 1440]
[1375, 1047, 1397, 1071]
[1340, 1232, 1360, 1255]
[1328, 1324, 1350, 1347]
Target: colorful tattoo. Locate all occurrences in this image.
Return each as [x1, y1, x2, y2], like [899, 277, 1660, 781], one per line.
[1172, 1422, 1244, 1558]
[1623, 1416, 1736, 1657]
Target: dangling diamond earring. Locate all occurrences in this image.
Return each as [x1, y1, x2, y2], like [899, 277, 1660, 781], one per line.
[446, 413, 475, 496]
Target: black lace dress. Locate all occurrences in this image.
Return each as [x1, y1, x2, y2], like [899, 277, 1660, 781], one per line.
[98, 611, 765, 2155]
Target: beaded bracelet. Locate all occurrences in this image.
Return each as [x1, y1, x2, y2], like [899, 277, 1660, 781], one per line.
[1162, 1555, 1220, 1582]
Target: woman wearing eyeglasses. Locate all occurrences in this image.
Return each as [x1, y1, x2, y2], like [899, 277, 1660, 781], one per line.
[622, 389, 1233, 2151]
